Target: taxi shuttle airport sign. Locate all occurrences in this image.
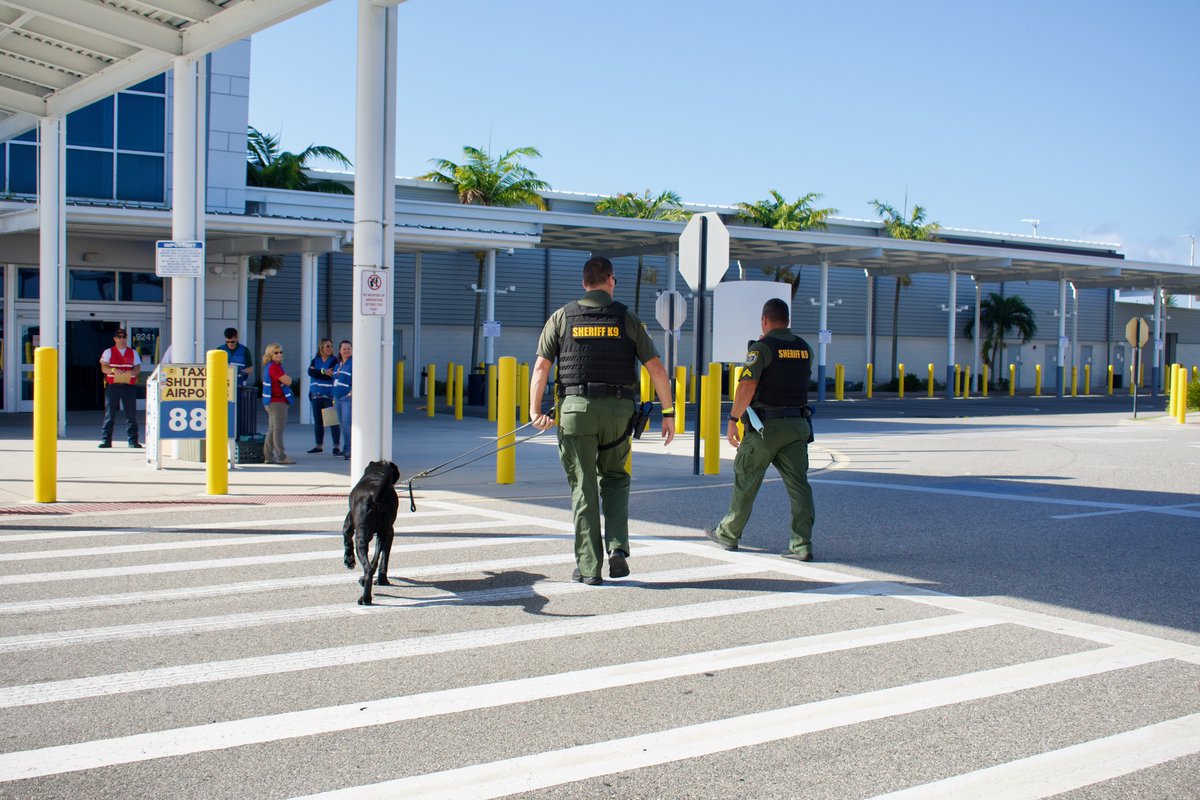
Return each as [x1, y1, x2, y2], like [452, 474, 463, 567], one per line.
[156, 364, 235, 438]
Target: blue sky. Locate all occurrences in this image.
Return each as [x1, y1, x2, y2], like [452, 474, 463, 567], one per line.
[248, 0, 1200, 265]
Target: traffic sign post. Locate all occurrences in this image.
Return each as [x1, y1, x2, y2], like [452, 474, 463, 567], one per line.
[1125, 318, 1149, 417]
[679, 213, 730, 475]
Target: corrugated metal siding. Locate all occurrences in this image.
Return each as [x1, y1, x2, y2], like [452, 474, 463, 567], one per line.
[549, 199, 597, 214]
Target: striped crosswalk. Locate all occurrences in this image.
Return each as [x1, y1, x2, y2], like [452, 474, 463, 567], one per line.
[2, 497, 1198, 799]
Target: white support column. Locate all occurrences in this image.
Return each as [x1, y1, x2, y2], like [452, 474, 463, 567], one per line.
[484, 249, 497, 365]
[299, 252, 318, 425]
[1152, 287, 1163, 397]
[864, 270, 874, 380]
[1070, 282, 1079, 388]
[946, 270, 958, 399]
[350, 0, 398, 478]
[412, 252, 422, 399]
[1057, 276, 1068, 398]
[973, 280, 982, 391]
[170, 56, 205, 364]
[38, 116, 66, 435]
[817, 260, 829, 401]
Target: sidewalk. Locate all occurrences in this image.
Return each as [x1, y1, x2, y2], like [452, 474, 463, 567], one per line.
[0, 408, 696, 511]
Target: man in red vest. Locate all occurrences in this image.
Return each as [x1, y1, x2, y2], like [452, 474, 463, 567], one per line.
[99, 328, 142, 448]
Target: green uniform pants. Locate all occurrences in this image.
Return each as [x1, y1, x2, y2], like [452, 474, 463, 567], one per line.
[712, 416, 814, 556]
[556, 395, 634, 578]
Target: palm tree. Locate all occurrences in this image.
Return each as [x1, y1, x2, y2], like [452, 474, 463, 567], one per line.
[595, 189, 690, 314]
[964, 293, 1038, 381]
[245, 127, 354, 362]
[246, 127, 352, 194]
[870, 199, 941, 382]
[736, 190, 837, 299]
[420, 146, 550, 366]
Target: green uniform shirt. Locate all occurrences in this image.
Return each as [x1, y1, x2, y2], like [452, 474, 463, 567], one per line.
[536, 289, 660, 393]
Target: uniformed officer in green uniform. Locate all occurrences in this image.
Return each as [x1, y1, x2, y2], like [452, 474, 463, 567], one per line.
[705, 298, 816, 561]
[530, 257, 676, 585]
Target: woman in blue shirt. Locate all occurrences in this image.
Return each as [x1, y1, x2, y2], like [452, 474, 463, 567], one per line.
[332, 340, 353, 462]
[306, 338, 340, 454]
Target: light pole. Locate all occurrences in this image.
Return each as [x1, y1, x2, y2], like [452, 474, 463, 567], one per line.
[1183, 233, 1195, 266]
[1021, 218, 1040, 237]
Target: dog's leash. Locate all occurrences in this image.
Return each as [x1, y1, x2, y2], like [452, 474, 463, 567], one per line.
[403, 420, 545, 512]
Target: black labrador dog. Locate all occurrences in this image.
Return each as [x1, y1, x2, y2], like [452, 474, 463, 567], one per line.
[342, 460, 401, 605]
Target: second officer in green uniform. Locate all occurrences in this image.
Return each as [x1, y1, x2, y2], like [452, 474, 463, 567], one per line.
[530, 257, 675, 585]
[705, 298, 817, 561]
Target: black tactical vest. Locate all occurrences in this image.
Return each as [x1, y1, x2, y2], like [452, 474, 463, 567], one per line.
[557, 301, 637, 388]
[752, 333, 812, 408]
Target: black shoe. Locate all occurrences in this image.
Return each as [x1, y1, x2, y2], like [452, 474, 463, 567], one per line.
[127, 442, 142, 449]
[343, 453, 351, 461]
[608, 549, 630, 579]
[98, 442, 112, 449]
[332, 448, 342, 456]
[780, 550, 814, 562]
[704, 527, 737, 551]
[571, 568, 603, 586]
[307, 446, 323, 454]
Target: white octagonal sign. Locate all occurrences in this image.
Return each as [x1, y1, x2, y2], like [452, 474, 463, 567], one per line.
[678, 211, 729, 292]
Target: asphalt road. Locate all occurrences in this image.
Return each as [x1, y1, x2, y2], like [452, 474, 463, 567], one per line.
[1, 397, 1197, 799]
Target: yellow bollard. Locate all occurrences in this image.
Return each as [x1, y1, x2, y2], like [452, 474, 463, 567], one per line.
[954, 364, 962, 398]
[426, 364, 436, 417]
[394, 361, 404, 414]
[1009, 363, 1016, 396]
[487, 364, 497, 422]
[640, 365, 651, 403]
[981, 364, 989, 397]
[1193, 365, 1198, 381]
[728, 364, 738, 400]
[518, 362, 530, 424]
[454, 364, 464, 421]
[206, 349, 229, 495]
[898, 363, 905, 399]
[835, 363, 844, 401]
[1035, 364, 1042, 396]
[963, 366, 971, 399]
[927, 363, 934, 398]
[1083, 364, 1091, 396]
[1177, 366, 1188, 424]
[703, 362, 721, 475]
[675, 365, 687, 434]
[1130, 365, 1136, 396]
[866, 363, 873, 399]
[445, 361, 455, 407]
[33, 346, 57, 503]
[1070, 366, 1078, 397]
[496, 356, 516, 485]
[1168, 364, 1177, 418]
[1107, 364, 1113, 395]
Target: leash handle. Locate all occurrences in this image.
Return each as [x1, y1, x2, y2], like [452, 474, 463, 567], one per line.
[407, 480, 416, 513]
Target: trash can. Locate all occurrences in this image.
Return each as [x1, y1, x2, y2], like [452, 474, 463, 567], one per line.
[467, 368, 486, 406]
[236, 386, 259, 437]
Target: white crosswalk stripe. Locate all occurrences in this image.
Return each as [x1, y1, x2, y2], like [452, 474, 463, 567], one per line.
[1, 497, 1196, 799]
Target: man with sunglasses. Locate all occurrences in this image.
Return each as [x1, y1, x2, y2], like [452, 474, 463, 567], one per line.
[218, 327, 253, 387]
[98, 328, 142, 448]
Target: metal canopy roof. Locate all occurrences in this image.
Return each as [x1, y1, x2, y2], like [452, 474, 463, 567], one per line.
[0, 0, 327, 140]
[532, 210, 1200, 294]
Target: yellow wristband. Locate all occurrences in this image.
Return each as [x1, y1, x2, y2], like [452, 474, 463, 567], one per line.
[661, 407, 674, 415]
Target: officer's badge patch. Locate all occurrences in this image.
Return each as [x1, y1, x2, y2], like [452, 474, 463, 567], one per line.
[744, 351, 758, 367]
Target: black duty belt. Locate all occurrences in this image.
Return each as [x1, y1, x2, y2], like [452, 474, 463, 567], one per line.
[756, 407, 805, 420]
[558, 383, 635, 400]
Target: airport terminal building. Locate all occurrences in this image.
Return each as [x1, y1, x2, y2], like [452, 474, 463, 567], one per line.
[2, 39, 1198, 417]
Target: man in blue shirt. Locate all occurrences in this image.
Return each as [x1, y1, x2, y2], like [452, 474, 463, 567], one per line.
[220, 327, 253, 387]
